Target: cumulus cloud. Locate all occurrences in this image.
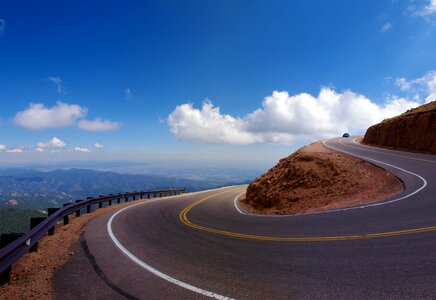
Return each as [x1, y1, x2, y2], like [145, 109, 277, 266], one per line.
[14, 102, 87, 130]
[48, 76, 64, 93]
[168, 88, 420, 145]
[93, 143, 104, 149]
[77, 118, 120, 131]
[36, 137, 66, 149]
[0, 144, 6, 151]
[35, 148, 44, 152]
[74, 147, 90, 153]
[381, 22, 392, 32]
[14, 102, 121, 131]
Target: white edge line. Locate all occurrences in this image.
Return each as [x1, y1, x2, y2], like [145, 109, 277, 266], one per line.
[234, 192, 248, 215]
[107, 191, 234, 300]
[233, 138, 427, 218]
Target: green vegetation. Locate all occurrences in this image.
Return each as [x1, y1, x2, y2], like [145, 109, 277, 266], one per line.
[0, 208, 47, 235]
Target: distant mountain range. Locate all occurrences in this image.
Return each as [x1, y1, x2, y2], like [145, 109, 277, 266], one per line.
[0, 168, 255, 210]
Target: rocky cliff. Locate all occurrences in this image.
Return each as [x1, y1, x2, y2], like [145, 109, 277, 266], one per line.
[362, 101, 436, 154]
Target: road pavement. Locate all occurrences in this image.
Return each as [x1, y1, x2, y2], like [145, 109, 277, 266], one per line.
[53, 137, 436, 299]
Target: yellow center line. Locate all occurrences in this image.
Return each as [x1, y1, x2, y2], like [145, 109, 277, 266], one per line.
[338, 139, 436, 164]
[179, 189, 436, 242]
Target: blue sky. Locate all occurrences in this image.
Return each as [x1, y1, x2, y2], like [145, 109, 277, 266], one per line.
[0, 0, 435, 167]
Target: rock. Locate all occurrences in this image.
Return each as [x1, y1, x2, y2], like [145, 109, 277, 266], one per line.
[362, 101, 436, 154]
[6, 199, 19, 205]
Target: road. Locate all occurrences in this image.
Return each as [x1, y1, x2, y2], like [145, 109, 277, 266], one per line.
[53, 137, 436, 299]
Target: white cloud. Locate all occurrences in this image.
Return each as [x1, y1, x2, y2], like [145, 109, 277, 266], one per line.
[74, 147, 90, 153]
[426, 75, 436, 103]
[35, 148, 44, 152]
[395, 70, 436, 103]
[77, 118, 120, 131]
[0, 144, 6, 151]
[381, 22, 392, 32]
[125, 88, 132, 100]
[6, 148, 23, 153]
[0, 19, 5, 35]
[36, 137, 66, 149]
[48, 76, 64, 93]
[93, 143, 104, 149]
[415, 0, 436, 16]
[395, 78, 412, 91]
[14, 102, 87, 130]
[168, 101, 256, 144]
[14, 102, 120, 131]
[167, 88, 420, 145]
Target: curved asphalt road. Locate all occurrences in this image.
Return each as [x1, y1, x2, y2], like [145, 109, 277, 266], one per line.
[53, 137, 436, 299]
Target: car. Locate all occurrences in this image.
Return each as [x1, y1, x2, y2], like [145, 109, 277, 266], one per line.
[342, 133, 350, 137]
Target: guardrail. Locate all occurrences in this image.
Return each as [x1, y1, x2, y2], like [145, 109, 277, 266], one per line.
[0, 188, 185, 285]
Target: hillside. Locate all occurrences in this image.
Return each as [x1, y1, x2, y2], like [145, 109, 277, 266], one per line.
[241, 142, 403, 215]
[0, 168, 254, 210]
[362, 101, 436, 154]
[0, 208, 46, 235]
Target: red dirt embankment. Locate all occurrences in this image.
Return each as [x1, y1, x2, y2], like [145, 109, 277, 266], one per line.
[241, 142, 403, 215]
[0, 200, 143, 300]
[362, 101, 436, 154]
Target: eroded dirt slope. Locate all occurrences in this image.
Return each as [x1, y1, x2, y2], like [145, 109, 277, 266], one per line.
[242, 142, 403, 215]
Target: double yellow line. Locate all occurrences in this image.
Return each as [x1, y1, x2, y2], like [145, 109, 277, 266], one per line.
[179, 189, 436, 242]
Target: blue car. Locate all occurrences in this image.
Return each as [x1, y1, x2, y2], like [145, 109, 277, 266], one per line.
[342, 133, 350, 137]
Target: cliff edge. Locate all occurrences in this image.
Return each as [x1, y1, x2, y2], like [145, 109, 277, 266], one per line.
[362, 101, 436, 154]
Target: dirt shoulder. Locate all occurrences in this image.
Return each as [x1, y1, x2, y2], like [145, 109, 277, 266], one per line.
[0, 200, 147, 300]
[240, 141, 404, 215]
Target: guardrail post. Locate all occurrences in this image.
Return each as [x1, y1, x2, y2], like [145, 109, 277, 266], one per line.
[125, 197, 129, 203]
[98, 202, 103, 208]
[86, 197, 94, 213]
[147, 193, 150, 199]
[63, 203, 72, 225]
[75, 200, 83, 217]
[47, 208, 60, 235]
[0, 233, 25, 285]
[108, 199, 112, 206]
[133, 195, 136, 201]
[29, 217, 46, 252]
[117, 197, 121, 204]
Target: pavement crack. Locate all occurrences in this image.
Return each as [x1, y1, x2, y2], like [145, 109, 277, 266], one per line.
[80, 232, 139, 300]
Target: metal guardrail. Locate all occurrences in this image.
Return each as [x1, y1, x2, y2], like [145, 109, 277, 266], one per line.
[0, 188, 185, 284]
